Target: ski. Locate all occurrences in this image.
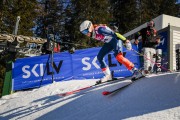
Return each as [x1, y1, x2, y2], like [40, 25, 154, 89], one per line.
[57, 77, 131, 97]
[102, 76, 145, 96]
[131, 75, 146, 81]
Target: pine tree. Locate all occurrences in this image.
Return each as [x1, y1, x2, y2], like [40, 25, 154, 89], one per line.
[110, 0, 179, 34]
[158, 0, 179, 16]
[0, 0, 40, 36]
[110, 0, 140, 33]
[137, 0, 179, 24]
[70, 0, 113, 49]
[35, 0, 74, 51]
[59, 0, 75, 51]
[35, 0, 64, 38]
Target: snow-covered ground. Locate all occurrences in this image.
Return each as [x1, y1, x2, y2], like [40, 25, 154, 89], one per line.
[0, 72, 180, 120]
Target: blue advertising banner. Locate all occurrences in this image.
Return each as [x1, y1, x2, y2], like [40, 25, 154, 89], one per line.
[13, 52, 73, 90]
[156, 31, 168, 72]
[12, 45, 140, 91]
[72, 46, 140, 79]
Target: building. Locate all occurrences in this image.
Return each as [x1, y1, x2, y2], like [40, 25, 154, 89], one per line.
[124, 14, 180, 38]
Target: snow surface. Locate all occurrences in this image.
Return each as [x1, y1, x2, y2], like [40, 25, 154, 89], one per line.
[0, 72, 180, 120]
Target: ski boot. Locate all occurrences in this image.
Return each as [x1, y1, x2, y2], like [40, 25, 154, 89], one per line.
[131, 67, 144, 81]
[96, 74, 112, 84]
[96, 67, 112, 84]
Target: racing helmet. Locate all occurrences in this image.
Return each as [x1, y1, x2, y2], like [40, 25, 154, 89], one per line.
[79, 20, 92, 35]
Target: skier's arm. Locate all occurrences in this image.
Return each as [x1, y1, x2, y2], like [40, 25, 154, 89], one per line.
[116, 33, 132, 50]
[98, 27, 127, 42]
[115, 33, 126, 41]
[98, 27, 116, 37]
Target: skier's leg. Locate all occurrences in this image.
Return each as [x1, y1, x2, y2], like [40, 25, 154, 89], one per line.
[113, 40, 134, 70]
[97, 43, 113, 82]
[115, 53, 135, 70]
[113, 40, 143, 79]
[111, 40, 141, 78]
[97, 43, 113, 69]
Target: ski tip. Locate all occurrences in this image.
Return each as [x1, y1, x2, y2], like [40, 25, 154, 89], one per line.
[102, 91, 111, 96]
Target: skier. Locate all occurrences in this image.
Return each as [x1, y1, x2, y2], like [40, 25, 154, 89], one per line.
[134, 20, 160, 75]
[79, 20, 142, 83]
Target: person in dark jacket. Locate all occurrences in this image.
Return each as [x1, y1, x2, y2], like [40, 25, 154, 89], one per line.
[135, 20, 160, 74]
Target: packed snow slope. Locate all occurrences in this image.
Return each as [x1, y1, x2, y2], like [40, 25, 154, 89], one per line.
[0, 72, 180, 120]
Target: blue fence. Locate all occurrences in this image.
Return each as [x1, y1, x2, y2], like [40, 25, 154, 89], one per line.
[12, 45, 140, 91]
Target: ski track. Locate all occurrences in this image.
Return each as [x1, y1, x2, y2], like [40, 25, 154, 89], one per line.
[0, 72, 180, 120]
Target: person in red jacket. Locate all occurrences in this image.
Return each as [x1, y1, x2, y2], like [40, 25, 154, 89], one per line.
[80, 20, 143, 83]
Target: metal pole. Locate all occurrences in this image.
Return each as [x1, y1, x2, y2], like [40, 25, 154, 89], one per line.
[13, 16, 21, 35]
[50, 40, 54, 83]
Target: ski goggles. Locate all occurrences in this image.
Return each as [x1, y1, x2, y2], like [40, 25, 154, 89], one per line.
[81, 29, 89, 35]
[81, 22, 92, 35]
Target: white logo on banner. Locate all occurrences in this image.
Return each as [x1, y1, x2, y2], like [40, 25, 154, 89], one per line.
[157, 38, 165, 47]
[22, 64, 44, 78]
[82, 56, 100, 70]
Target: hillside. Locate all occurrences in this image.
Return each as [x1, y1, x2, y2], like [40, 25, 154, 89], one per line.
[0, 72, 180, 120]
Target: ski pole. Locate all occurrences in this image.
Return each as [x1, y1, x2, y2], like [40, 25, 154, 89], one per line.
[131, 49, 172, 72]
